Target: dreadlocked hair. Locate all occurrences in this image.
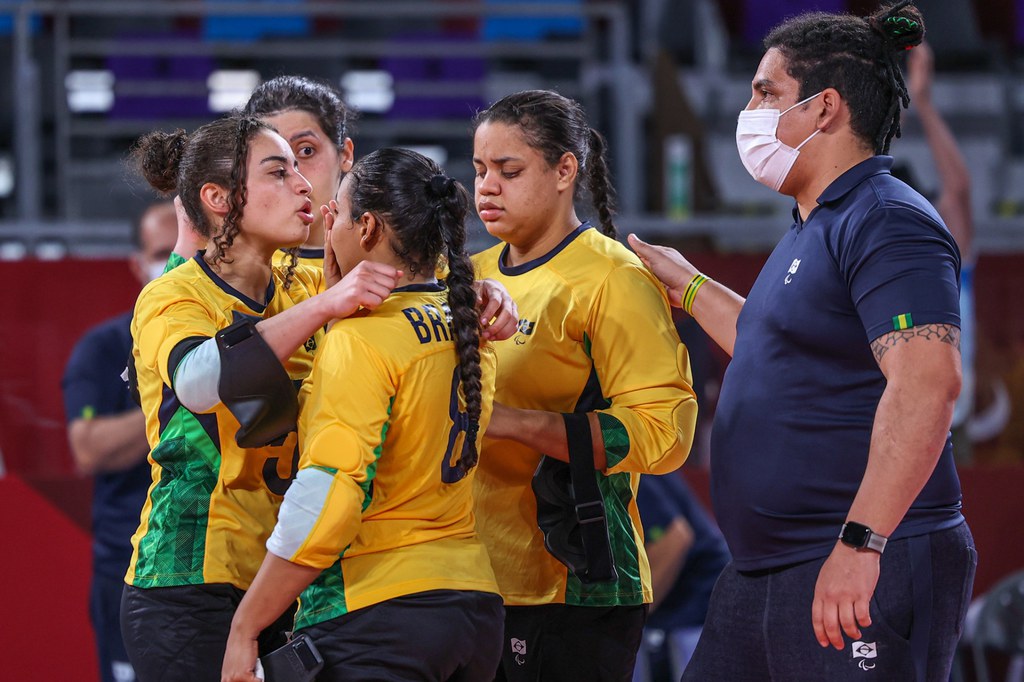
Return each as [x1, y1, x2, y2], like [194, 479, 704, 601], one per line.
[345, 149, 483, 474]
[132, 115, 272, 269]
[764, 0, 924, 154]
[473, 90, 618, 237]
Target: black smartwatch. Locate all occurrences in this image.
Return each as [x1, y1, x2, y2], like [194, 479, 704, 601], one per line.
[839, 521, 888, 553]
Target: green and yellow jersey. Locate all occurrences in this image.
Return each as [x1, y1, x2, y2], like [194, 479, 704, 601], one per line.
[126, 254, 325, 590]
[272, 247, 324, 270]
[268, 283, 500, 630]
[472, 224, 697, 607]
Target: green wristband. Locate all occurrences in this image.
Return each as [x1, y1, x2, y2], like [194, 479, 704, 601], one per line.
[682, 273, 710, 315]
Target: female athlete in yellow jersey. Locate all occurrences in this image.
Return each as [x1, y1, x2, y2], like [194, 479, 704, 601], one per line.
[121, 115, 403, 682]
[470, 90, 699, 682]
[222, 148, 504, 682]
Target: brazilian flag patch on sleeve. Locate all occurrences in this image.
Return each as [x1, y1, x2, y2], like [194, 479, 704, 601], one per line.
[892, 313, 914, 331]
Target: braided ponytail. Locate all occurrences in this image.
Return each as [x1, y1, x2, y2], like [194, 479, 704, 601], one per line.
[435, 186, 484, 473]
[344, 149, 483, 473]
[280, 247, 300, 291]
[586, 127, 617, 237]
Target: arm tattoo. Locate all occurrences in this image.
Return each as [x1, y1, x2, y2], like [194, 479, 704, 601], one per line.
[870, 323, 961, 364]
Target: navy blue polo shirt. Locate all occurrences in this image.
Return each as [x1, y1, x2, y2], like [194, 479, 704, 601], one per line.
[62, 311, 152, 578]
[638, 474, 730, 630]
[711, 156, 965, 572]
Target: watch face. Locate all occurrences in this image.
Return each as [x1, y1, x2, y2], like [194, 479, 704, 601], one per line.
[842, 522, 871, 547]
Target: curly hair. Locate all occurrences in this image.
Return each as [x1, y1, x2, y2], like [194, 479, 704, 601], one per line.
[131, 115, 272, 271]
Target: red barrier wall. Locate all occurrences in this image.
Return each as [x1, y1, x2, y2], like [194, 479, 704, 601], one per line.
[0, 474, 96, 681]
[1, 256, 1020, 681]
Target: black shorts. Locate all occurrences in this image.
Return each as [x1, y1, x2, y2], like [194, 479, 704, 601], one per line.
[495, 603, 648, 682]
[299, 589, 505, 682]
[120, 583, 295, 682]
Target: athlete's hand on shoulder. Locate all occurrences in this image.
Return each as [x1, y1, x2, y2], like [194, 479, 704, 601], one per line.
[323, 260, 402, 320]
[221, 627, 261, 682]
[626, 234, 697, 308]
[812, 541, 880, 650]
[321, 201, 343, 289]
[474, 278, 518, 341]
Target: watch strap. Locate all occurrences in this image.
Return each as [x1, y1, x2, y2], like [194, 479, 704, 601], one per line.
[865, 531, 888, 553]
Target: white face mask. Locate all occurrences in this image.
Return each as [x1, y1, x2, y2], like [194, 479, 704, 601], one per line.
[144, 261, 166, 284]
[735, 92, 822, 192]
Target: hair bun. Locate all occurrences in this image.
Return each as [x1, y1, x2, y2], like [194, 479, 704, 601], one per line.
[428, 174, 455, 199]
[133, 129, 188, 195]
[869, 1, 925, 51]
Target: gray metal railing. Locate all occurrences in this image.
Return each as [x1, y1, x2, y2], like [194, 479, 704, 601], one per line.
[8, 0, 641, 222]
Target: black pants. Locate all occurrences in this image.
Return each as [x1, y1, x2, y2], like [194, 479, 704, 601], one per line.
[495, 603, 648, 682]
[120, 583, 295, 682]
[300, 589, 505, 682]
[91, 572, 136, 682]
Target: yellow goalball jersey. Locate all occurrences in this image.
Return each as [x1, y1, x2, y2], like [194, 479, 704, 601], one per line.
[126, 254, 324, 591]
[472, 224, 698, 607]
[269, 283, 500, 630]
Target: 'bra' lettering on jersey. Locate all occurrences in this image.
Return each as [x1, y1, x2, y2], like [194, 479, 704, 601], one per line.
[402, 303, 453, 345]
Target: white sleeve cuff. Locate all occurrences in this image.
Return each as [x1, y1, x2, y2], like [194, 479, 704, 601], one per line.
[267, 467, 335, 561]
[173, 338, 221, 413]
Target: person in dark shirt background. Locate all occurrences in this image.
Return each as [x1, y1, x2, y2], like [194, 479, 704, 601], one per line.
[633, 473, 729, 682]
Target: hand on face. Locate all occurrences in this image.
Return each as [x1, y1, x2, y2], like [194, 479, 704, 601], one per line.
[322, 260, 403, 321]
[321, 201, 343, 289]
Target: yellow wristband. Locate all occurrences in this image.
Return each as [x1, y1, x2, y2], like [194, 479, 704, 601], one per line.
[681, 273, 710, 315]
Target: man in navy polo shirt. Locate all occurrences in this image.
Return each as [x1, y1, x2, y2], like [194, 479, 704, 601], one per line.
[629, 3, 975, 680]
[62, 200, 176, 682]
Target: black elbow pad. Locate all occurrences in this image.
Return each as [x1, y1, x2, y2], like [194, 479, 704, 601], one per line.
[216, 319, 299, 448]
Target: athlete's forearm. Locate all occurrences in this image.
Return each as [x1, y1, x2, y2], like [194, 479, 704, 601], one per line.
[646, 516, 693, 612]
[230, 553, 320, 639]
[68, 410, 149, 475]
[255, 295, 331, 364]
[486, 404, 607, 469]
